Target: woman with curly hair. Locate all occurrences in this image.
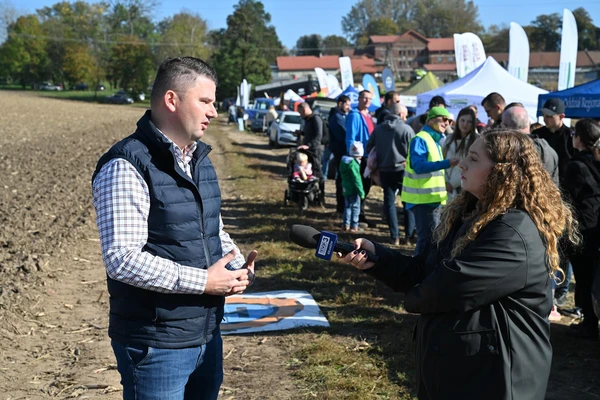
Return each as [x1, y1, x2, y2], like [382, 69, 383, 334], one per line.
[340, 130, 579, 400]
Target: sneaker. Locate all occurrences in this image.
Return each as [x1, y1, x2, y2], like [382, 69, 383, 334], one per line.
[559, 307, 583, 319]
[342, 225, 349, 232]
[555, 291, 568, 307]
[391, 237, 400, 246]
[350, 227, 360, 232]
[549, 305, 562, 321]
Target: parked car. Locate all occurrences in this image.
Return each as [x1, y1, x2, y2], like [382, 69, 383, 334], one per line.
[73, 83, 88, 90]
[40, 83, 62, 91]
[268, 111, 302, 148]
[105, 91, 134, 104]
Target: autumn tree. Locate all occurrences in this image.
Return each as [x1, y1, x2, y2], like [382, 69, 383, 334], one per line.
[155, 11, 211, 63]
[322, 35, 350, 55]
[107, 36, 154, 94]
[211, 0, 283, 99]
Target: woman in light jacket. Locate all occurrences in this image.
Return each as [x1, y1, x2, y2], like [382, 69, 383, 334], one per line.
[341, 130, 579, 400]
[441, 107, 479, 200]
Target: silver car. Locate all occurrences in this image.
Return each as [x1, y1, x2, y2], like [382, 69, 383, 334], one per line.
[268, 111, 302, 148]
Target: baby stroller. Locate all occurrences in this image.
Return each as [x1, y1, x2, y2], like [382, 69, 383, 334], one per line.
[284, 148, 325, 213]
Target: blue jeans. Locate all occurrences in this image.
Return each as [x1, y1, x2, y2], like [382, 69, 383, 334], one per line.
[411, 204, 440, 256]
[111, 332, 223, 400]
[321, 146, 332, 180]
[380, 170, 415, 240]
[344, 194, 361, 229]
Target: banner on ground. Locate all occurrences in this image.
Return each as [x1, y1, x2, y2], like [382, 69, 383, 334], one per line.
[508, 22, 530, 82]
[453, 32, 487, 78]
[558, 9, 578, 91]
[339, 57, 354, 90]
[221, 290, 329, 335]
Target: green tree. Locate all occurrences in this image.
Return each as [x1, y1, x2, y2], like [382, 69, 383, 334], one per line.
[211, 0, 283, 99]
[322, 35, 351, 55]
[481, 24, 509, 53]
[355, 17, 400, 46]
[62, 43, 96, 86]
[0, 15, 49, 87]
[411, 0, 483, 38]
[106, 0, 156, 38]
[295, 34, 322, 56]
[107, 35, 154, 94]
[155, 11, 211, 63]
[527, 13, 561, 51]
[342, 0, 414, 45]
[572, 7, 598, 50]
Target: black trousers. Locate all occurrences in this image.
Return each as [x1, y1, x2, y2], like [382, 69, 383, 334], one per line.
[332, 155, 345, 214]
[570, 238, 600, 325]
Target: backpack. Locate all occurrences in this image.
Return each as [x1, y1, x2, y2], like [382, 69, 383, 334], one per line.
[315, 114, 329, 146]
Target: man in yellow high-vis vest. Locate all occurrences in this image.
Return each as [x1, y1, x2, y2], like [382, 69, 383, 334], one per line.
[402, 106, 459, 255]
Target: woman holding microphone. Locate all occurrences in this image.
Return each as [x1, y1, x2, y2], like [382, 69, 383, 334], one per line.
[341, 130, 579, 400]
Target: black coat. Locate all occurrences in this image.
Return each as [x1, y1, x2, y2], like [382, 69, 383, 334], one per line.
[563, 151, 600, 243]
[367, 209, 552, 400]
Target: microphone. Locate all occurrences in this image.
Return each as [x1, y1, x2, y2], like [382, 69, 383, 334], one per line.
[289, 224, 379, 262]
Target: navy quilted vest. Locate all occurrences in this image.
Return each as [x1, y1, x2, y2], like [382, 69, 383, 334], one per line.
[93, 111, 224, 348]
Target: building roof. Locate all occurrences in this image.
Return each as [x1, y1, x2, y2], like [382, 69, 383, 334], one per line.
[276, 55, 340, 71]
[399, 29, 429, 43]
[275, 55, 379, 73]
[369, 35, 400, 44]
[427, 38, 455, 52]
[489, 51, 600, 68]
[423, 63, 456, 72]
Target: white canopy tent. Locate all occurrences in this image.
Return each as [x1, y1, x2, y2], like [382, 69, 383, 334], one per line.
[417, 57, 548, 122]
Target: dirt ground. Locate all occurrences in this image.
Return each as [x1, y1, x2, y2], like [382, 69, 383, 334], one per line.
[0, 91, 598, 399]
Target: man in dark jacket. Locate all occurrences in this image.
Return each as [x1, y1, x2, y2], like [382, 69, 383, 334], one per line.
[374, 91, 400, 125]
[502, 106, 559, 185]
[92, 57, 257, 400]
[328, 95, 350, 214]
[536, 98, 574, 184]
[481, 92, 506, 130]
[298, 102, 324, 162]
[367, 103, 415, 244]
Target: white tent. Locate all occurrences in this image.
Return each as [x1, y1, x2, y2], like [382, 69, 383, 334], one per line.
[417, 57, 548, 122]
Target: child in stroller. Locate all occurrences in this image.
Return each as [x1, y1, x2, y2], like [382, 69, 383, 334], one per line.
[284, 148, 325, 211]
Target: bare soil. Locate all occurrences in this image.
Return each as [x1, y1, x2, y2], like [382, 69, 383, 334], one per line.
[0, 91, 598, 400]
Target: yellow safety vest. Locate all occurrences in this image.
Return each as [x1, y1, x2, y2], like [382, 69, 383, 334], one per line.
[401, 130, 448, 205]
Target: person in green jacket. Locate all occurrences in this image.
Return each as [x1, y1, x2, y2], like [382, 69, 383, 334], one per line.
[340, 141, 366, 231]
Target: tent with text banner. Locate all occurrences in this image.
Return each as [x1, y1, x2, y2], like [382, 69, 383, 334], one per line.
[417, 57, 548, 122]
[537, 78, 600, 118]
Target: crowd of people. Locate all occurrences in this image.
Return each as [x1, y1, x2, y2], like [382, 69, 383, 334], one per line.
[291, 88, 599, 344]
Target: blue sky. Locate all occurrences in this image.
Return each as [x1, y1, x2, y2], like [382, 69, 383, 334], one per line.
[16, 0, 600, 49]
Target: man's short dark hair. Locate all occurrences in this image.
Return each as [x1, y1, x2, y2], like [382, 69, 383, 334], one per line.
[429, 95, 446, 109]
[481, 92, 506, 108]
[337, 95, 350, 104]
[151, 57, 218, 106]
[504, 102, 524, 112]
[384, 91, 397, 104]
[358, 90, 372, 98]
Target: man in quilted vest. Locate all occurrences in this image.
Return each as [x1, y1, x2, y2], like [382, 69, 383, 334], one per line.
[92, 57, 257, 400]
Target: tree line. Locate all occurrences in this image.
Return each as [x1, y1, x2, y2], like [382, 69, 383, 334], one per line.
[1, 0, 598, 100]
[295, 0, 600, 55]
[0, 0, 282, 99]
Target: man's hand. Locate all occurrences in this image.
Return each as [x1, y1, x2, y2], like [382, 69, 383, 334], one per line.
[445, 182, 453, 192]
[205, 251, 250, 296]
[449, 158, 460, 167]
[297, 145, 309, 150]
[241, 250, 258, 288]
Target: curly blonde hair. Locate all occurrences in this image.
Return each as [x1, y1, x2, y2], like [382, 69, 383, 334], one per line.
[433, 130, 579, 278]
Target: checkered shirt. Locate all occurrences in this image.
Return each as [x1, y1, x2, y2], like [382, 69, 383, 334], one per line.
[92, 136, 245, 294]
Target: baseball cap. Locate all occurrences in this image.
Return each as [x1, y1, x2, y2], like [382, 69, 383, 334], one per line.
[427, 106, 451, 121]
[429, 95, 447, 108]
[541, 98, 565, 116]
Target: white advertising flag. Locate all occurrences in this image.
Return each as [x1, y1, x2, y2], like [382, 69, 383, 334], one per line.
[558, 9, 578, 91]
[314, 67, 329, 96]
[339, 57, 354, 90]
[508, 22, 530, 82]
